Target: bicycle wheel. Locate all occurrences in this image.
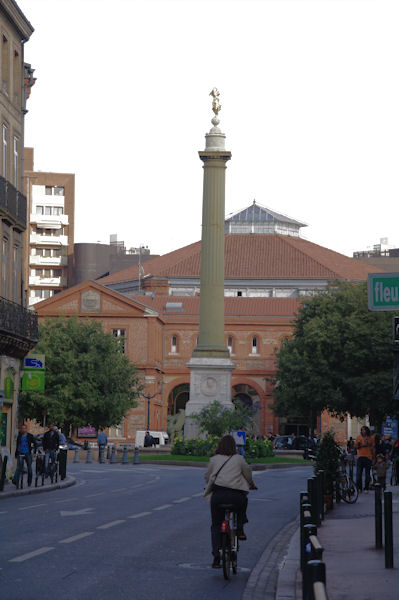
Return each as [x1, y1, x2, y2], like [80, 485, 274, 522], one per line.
[231, 537, 238, 574]
[221, 532, 231, 580]
[341, 477, 358, 503]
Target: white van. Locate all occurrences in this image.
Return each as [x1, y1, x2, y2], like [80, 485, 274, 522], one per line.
[135, 430, 169, 448]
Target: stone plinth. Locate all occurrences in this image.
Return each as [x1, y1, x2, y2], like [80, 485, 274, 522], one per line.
[184, 357, 235, 439]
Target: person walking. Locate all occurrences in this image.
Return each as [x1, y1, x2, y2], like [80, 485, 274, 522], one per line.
[56, 427, 68, 480]
[355, 426, 374, 492]
[42, 424, 60, 478]
[97, 429, 108, 462]
[12, 424, 35, 487]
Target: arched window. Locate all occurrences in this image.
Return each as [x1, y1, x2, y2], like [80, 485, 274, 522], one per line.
[251, 336, 258, 354]
[227, 336, 233, 354]
[171, 335, 178, 354]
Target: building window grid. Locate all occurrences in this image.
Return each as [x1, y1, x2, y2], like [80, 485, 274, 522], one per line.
[2, 124, 7, 178]
[13, 136, 18, 187]
[112, 328, 126, 353]
[171, 335, 178, 354]
[251, 336, 258, 354]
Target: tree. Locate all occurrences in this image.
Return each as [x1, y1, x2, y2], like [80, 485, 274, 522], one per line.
[19, 317, 143, 434]
[192, 400, 258, 437]
[272, 281, 395, 427]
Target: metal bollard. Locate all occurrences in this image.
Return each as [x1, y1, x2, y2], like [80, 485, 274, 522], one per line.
[300, 503, 313, 572]
[384, 491, 394, 568]
[86, 446, 92, 464]
[308, 478, 320, 526]
[73, 448, 80, 463]
[133, 446, 140, 464]
[106, 445, 111, 460]
[110, 445, 117, 464]
[374, 483, 383, 549]
[305, 559, 326, 600]
[318, 470, 325, 521]
[99, 445, 105, 464]
[302, 524, 317, 599]
[122, 446, 129, 464]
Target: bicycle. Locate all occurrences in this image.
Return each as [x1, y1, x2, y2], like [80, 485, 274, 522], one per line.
[219, 504, 239, 580]
[35, 449, 45, 487]
[336, 452, 358, 503]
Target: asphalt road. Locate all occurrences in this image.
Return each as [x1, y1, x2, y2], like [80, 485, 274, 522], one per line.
[0, 462, 312, 600]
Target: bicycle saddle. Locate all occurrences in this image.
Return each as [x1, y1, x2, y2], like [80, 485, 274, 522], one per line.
[218, 503, 236, 510]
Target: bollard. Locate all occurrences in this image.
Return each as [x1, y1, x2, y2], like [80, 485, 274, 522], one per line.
[73, 447, 80, 463]
[106, 445, 111, 460]
[300, 503, 313, 572]
[99, 445, 105, 464]
[374, 483, 383, 549]
[318, 470, 325, 521]
[122, 446, 129, 464]
[110, 445, 117, 464]
[0, 455, 8, 491]
[308, 478, 320, 526]
[306, 559, 326, 600]
[86, 446, 92, 464]
[302, 524, 317, 599]
[384, 491, 394, 568]
[133, 446, 140, 464]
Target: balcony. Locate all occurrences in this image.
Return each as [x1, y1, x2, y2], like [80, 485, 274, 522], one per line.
[29, 255, 68, 267]
[0, 297, 38, 359]
[30, 213, 69, 227]
[29, 275, 67, 287]
[30, 233, 68, 246]
[0, 176, 27, 230]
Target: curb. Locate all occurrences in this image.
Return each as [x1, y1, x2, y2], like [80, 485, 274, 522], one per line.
[0, 475, 76, 499]
[137, 460, 312, 470]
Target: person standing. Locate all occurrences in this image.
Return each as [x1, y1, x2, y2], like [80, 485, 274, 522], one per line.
[355, 426, 374, 492]
[12, 424, 35, 487]
[42, 424, 60, 478]
[144, 431, 154, 448]
[56, 427, 68, 480]
[97, 428, 108, 462]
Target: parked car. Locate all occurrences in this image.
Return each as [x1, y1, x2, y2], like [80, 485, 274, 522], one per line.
[274, 435, 317, 451]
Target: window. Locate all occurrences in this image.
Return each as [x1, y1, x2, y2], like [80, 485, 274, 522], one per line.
[45, 206, 51, 215]
[45, 186, 52, 195]
[2, 36, 9, 94]
[13, 136, 18, 187]
[53, 186, 64, 196]
[13, 49, 20, 105]
[2, 124, 7, 178]
[36, 205, 44, 215]
[53, 206, 64, 215]
[2, 237, 8, 296]
[171, 335, 178, 353]
[53, 269, 62, 277]
[13, 245, 19, 301]
[237, 291, 242, 297]
[251, 336, 258, 354]
[112, 328, 126, 353]
[227, 336, 233, 354]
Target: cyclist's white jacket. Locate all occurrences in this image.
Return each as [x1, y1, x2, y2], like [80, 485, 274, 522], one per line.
[205, 454, 253, 491]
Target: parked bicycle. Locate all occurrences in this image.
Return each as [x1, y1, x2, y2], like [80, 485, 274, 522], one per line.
[35, 449, 45, 487]
[336, 451, 358, 503]
[219, 504, 239, 580]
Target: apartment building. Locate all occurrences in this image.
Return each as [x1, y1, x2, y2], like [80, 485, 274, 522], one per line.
[0, 1, 37, 457]
[23, 147, 75, 306]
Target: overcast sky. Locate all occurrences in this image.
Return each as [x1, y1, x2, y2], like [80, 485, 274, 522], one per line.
[17, 0, 399, 257]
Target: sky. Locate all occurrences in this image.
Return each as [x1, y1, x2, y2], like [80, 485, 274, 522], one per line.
[17, 0, 399, 257]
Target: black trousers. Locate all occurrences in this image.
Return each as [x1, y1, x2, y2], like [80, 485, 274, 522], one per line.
[210, 487, 248, 557]
[58, 449, 67, 480]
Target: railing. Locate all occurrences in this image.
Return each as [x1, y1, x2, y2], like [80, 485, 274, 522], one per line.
[0, 175, 27, 229]
[0, 297, 38, 358]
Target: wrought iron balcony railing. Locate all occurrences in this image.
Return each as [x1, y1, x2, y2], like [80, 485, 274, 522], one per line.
[0, 175, 27, 230]
[0, 296, 38, 359]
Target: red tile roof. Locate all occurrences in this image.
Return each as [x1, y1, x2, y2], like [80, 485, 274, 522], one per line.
[99, 234, 382, 285]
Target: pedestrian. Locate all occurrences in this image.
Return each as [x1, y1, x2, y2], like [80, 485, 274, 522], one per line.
[97, 428, 108, 462]
[12, 424, 35, 487]
[373, 433, 385, 458]
[56, 427, 68, 480]
[347, 437, 355, 455]
[373, 454, 391, 490]
[42, 423, 60, 478]
[355, 426, 374, 492]
[204, 435, 257, 568]
[144, 431, 154, 447]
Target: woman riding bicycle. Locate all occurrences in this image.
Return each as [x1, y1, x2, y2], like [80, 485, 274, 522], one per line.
[204, 434, 257, 569]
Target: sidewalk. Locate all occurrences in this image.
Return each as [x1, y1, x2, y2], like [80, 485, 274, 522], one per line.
[276, 486, 399, 599]
[0, 475, 75, 499]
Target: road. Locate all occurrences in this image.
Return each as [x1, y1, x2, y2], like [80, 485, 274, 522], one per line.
[0, 463, 312, 600]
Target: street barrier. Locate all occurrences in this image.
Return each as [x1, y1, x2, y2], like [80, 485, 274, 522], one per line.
[122, 446, 129, 464]
[110, 445, 117, 464]
[86, 446, 92, 464]
[99, 445, 105, 464]
[374, 483, 383, 549]
[384, 491, 394, 568]
[73, 448, 80, 463]
[133, 446, 140, 464]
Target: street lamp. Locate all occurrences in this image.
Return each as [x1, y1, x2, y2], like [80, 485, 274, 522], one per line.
[144, 393, 159, 430]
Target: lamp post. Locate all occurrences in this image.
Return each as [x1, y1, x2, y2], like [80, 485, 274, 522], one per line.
[144, 393, 159, 430]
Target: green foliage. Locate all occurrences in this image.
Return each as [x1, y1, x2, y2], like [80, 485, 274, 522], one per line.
[171, 435, 273, 458]
[273, 282, 394, 426]
[19, 317, 143, 433]
[314, 431, 342, 495]
[191, 400, 258, 437]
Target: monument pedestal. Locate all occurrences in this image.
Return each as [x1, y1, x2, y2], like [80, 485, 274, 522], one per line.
[184, 357, 235, 439]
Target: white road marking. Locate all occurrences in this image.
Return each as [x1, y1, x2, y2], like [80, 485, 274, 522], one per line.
[18, 503, 46, 511]
[0, 510, 8, 514]
[9, 547, 54, 562]
[111, 487, 127, 493]
[128, 511, 151, 519]
[55, 498, 74, 504]
[173, 497, 191, 503]
[97, 519, 126, 529]
[60, 508, 94, 516]
[85, 492, 105, 498]
[153, 504, 172, 511]
[191, 493, 203, 497]
[59, 532, 94, 544]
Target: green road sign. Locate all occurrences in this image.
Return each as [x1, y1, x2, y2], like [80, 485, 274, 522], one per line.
[368, 273, 399, 311]
[21, 369, 45, 392]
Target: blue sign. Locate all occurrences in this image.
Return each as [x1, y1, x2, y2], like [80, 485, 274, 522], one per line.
[232, 430, 246, 446]
[24, 357, 44, 369]
[382, 418, 398, 439]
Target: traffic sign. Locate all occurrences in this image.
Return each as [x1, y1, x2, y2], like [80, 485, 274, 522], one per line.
[21, 370, 45, 392]
[23, 354, 45, 369]
[368, 273, 399, 311]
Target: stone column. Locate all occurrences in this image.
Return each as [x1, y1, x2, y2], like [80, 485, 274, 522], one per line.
[184, 89, 235, 439]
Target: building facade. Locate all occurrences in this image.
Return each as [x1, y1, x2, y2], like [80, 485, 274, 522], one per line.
[23, 147, 75, 306]
[0, 1, 37, 459]
[34, 203, 383, 444]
